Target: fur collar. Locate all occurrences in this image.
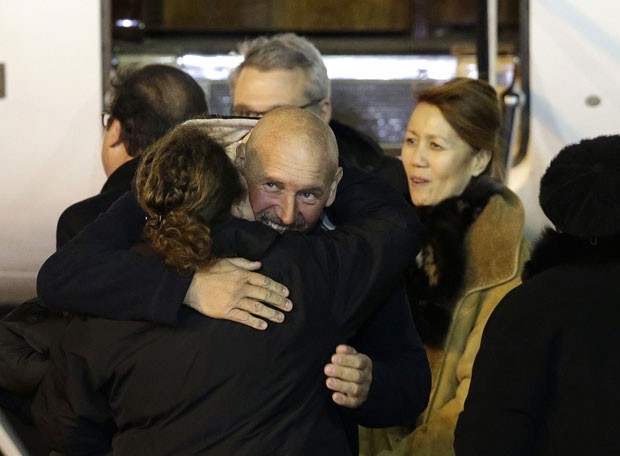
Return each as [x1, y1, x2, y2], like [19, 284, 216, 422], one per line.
[417, 177, 503, 296]
[524, 228, 620, 279]
[408, 177, 503, 346]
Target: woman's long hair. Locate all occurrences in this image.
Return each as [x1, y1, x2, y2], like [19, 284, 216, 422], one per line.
[135, 123, 245, 274]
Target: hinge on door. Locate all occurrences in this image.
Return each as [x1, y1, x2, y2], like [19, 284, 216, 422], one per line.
[0, 64, 5, 98]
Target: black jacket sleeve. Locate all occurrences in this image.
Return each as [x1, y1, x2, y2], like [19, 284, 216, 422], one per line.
[320, 166, 420, 333]
[323, 168, 430, 428]
[0, 300, 67, 398]
[345, 285, 430, 428]
[37, 192, 190, 325]
[32, 326, 115, 456]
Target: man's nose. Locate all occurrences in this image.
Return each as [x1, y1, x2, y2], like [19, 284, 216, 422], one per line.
[279, 195, 298, 226]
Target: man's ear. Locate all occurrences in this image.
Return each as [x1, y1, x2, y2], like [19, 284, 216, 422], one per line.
[235, 142, 246, 169]
[317, 98, 332, 123]
[472, 149, 492, 177]
[107, 118, 123, 147]
[325, 166, 343, 207]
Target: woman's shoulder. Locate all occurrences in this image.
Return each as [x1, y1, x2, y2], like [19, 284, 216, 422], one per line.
[471, 183, 526, 250]
[470, 181, 525, 237]
[501, 183, 525, 207]
[464, 184, 528, 290]
[212, 220, 280, 260]
[484, 184, 525, 220]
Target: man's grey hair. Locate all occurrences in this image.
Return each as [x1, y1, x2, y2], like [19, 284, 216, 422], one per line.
[228, 33, 331, 101]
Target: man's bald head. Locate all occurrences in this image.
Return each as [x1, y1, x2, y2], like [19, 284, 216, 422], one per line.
[240, 107, 342, 233]
[247, 107, 338, 176]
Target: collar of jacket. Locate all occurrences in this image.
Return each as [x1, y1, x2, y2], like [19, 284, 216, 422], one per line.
[462, 185, 525, 293]
[416, 177, 525, 298]
[101, 158, 139, 194]
[409, 178, 525, 346]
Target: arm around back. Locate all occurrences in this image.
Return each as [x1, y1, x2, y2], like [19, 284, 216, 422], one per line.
[37, 191, 190, 325]
[324, 167, 430, 427]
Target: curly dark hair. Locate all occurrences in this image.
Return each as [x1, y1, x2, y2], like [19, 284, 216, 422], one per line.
[135, 122, 245, 274]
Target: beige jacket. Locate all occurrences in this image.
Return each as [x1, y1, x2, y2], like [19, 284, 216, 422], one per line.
[360, 188, 530, 456]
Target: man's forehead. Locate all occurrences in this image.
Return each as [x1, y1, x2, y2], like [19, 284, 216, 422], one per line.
[249, 150, 329, 190]
[234, 67, 307, 106]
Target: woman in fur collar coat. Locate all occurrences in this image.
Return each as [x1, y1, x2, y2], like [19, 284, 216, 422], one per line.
[455, 135, 620, 455]
[360, 78, 529, 456]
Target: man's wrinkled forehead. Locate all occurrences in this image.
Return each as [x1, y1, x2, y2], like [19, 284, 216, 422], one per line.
[232, 67, 308, 109]
[246, 107, 338, 168]
[247, 140, 330, 185]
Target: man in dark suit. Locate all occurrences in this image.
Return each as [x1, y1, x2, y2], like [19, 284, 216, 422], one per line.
[56, 64, 208, 248]
[0, 65, 208, 454]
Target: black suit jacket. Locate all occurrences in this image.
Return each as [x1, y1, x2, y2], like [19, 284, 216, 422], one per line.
[330, 119, 409, 201]
[56, 159, 139, 249]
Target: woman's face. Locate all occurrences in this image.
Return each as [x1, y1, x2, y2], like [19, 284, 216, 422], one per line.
[401, 102, 490, 207]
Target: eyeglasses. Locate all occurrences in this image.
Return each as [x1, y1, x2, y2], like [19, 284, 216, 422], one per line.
[101, 112, 112, 129]
[231, 98, 324, 118]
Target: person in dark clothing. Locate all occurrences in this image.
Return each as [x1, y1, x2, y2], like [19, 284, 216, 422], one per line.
[0, 66, 207, 454]
[36, 109, 430, 453]
[56, 159, 139, 248]
[56, 64, 208, 248]
[455, 135, 620, 456]
[228, 33, 409, 200]
[32, 116, 422, 455]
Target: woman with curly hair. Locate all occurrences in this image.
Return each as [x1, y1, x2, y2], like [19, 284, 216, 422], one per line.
[135, 121, 251, 274]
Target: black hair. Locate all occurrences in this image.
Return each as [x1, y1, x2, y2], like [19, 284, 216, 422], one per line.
[107, 64, 208, 157]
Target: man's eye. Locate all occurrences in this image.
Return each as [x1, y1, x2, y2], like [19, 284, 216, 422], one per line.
[405, 137, 417, 145]
[300, 192, 318, 203]
[238, 110, 263, 118]
[233, 108, 262, 118]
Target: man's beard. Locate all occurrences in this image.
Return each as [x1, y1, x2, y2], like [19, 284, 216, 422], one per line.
[256, 210, 307, 234]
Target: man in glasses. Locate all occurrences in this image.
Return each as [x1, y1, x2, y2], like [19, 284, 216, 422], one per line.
[56, 64, 207, 248]
[228, 33, 408, 198]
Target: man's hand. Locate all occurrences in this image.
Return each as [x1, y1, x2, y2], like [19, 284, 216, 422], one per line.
[184, 257, 292, 330]
[324, 344, 373, 408]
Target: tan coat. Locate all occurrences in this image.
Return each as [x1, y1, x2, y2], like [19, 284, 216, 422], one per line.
[360, 188, 530, 456]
